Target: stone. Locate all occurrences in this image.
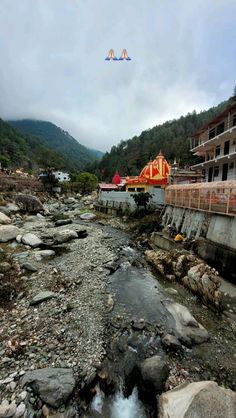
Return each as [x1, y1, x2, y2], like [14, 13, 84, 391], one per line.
[30, 291, 57, 306]
[6, 203, 20, 213]
[137, 355, 169, 401]
[0, 206, 11, 215]
[16, 235, 22, 243]
[0, 262, 11, 273]
[34, 250, 55, 260]
[22, 262, 38, 272]
[53, 229, 78, 244]
[161, 334, 181, 350]
[0, 400, 17, 418]
[14, 194, 44, 214]
[14, 403, 25, 418]
[159, 381, 236, 418]
[55, 219, 73, 227]
[0, 212, 11, 225]
[0, 225, 21, 242]
[166, 302, 209, 346]
[79, 213, 96, 220]
[22, 233, 43, 248]
[165, 287, 178, 295]
[21, 368, 76, 408]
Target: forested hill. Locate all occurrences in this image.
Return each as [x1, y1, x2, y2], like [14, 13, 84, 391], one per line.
[9, 119, 101, 171]
[0, 118, 71, 170]
[89, 100, 229, 180]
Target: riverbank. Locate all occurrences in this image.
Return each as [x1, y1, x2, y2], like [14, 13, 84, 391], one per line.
[0, 194, 236, 417]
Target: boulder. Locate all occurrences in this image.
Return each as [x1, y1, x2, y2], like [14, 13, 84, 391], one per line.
[22, 233, 43, 248]
[14, 194, 44, 213]
[159, 381, 236, 418]
[30, 291, 57, 305]
[22, 262, 38, 272]
[55, 219, 73, 227]
[0, 206, 11, 215]
[0, 225, 21, 242]
[0, 212, 11, 225]
[166, 302, 209, 346]
[137, 355, 169, 401]
[0, 400, 17, 418]
[161, 334, 181, 350]
[0, 262, 11, 273]
[21, 368, 76, 408]
[53, 229, 78, 244]
[34, 250, 55, 260]
[6, 203, 20, 213]
[80, 212, 96, 220]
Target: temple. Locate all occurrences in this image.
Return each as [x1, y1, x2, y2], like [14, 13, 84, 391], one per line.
[126, 151, 170, 192]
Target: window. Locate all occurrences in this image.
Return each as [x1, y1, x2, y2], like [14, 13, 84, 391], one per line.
[215, 145, 220, 157]
[128, 188, 135, 192]
[229, 162, 234, 170]
[216, 122, 224, 135]
[214, 166, 219, 177]
[209, 128, 216, 140]
[224, 140, 230, 155]
[233, 114, 236, 127]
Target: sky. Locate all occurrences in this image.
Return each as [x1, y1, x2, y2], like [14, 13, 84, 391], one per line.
[0, 0, 236, 152]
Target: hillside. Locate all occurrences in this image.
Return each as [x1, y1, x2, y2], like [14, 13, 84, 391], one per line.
[89, 100, 229, 180]
[9, 120, 100, 171]
[0, 119, 69, 170]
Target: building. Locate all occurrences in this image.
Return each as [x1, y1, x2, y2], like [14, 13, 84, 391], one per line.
[125, 151, 170, 192]
[53, 171, 70, 182]
[190, 102, 236, 182]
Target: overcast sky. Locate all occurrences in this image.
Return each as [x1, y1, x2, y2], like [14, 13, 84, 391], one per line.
[0, 0, 236, 152]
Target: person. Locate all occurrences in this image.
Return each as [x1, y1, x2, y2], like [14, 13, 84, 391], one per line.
[174, 233, 184, 242]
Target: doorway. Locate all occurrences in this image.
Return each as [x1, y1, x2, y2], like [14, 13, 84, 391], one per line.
[222, 163, 228, 181]
[208, 166, 213, 182]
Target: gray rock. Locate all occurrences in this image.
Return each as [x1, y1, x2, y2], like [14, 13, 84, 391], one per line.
[0, 212, 11, 225]
[22, 262, 38, 272]
[162, 334, 181, 350]
[14, 194, 44, 214]
[0, 262, 11, 273]
[0, 400, 17, 418]
[30, 291, 57, 306]
[34, 250, 55, 260]
[80, 213, 96, 220]
[14, 403, 25, 418]
[53, 229, 78, 244]
[138, 355, 169, 400]
[0, 225, 21, 242]
[166, 302, 209, 346]
[22, 233, 43, 248]
[159, 381, 236, 418]
[165, 288, 178, 295]
[6, 203, 20, 213]
[16, 234, 22, 243]
[55, 219, 73, 227]
[21, 368, 76, 408]
[0, 206, 11, 215]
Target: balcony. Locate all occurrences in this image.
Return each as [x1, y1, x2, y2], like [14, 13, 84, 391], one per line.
[191, 124, 236, 153]
[191, 151, 236, 169]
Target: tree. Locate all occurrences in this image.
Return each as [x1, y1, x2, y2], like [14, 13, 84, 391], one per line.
[132, 192, 151, 210]
[0, 155, 11, 168]
[76, 172, 98, 194]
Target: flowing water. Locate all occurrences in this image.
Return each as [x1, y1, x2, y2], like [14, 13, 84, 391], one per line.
[90, 387, 147, 418]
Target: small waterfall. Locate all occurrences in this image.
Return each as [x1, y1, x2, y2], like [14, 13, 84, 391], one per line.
[110, 387, 147, 418]
[90, 387, 147, 418]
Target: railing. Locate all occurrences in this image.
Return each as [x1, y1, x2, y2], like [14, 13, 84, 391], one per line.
[165, 181, 236, 216]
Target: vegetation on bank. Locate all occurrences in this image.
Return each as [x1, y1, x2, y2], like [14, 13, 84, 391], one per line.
[88, 100, 230, 180]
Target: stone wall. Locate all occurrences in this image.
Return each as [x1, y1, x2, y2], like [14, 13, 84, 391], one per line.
[98, 189, 165, 212]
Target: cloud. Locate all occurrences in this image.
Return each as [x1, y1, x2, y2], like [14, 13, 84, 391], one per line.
[0, 0, 235, 151]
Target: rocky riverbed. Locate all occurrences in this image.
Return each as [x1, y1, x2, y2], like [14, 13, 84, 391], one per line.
[0, 193, 236, 418]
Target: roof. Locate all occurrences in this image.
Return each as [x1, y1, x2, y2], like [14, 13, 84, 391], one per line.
[98, 183, 118, 190]
[166, 180, 236, 190]
[192, 102, 236, 138]
[126, 151, 170, 186]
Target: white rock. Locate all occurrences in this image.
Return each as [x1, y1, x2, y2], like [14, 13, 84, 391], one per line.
[22, 233, 42, 248]
[0, 400, 17, 418]
[0, 225, 21, 242]
[18, 391, 27, 401]
[16, 235, 22, 243]
[80, 212, 96, 220]
[34, 250, 55, 261]
[0, 212, 11, 225]
[14, 403, 25, 418]
[6, 204, 20, 213]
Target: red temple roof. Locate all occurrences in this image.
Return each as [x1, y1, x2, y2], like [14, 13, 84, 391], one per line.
[126, 151, 170, 186]
[112, 171, 121, 185]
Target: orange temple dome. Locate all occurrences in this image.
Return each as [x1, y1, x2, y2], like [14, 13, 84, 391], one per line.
[126, 151, 170, 187]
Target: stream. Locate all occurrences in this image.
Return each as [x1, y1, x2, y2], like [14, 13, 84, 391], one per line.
[80, 221, 236, 418]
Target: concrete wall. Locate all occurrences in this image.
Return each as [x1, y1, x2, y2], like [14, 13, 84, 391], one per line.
[161, 204, 236, 282]
[98, 189, 164, 211]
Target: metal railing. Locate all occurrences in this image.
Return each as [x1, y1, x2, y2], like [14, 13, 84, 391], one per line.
[165, 181, 236, 216]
